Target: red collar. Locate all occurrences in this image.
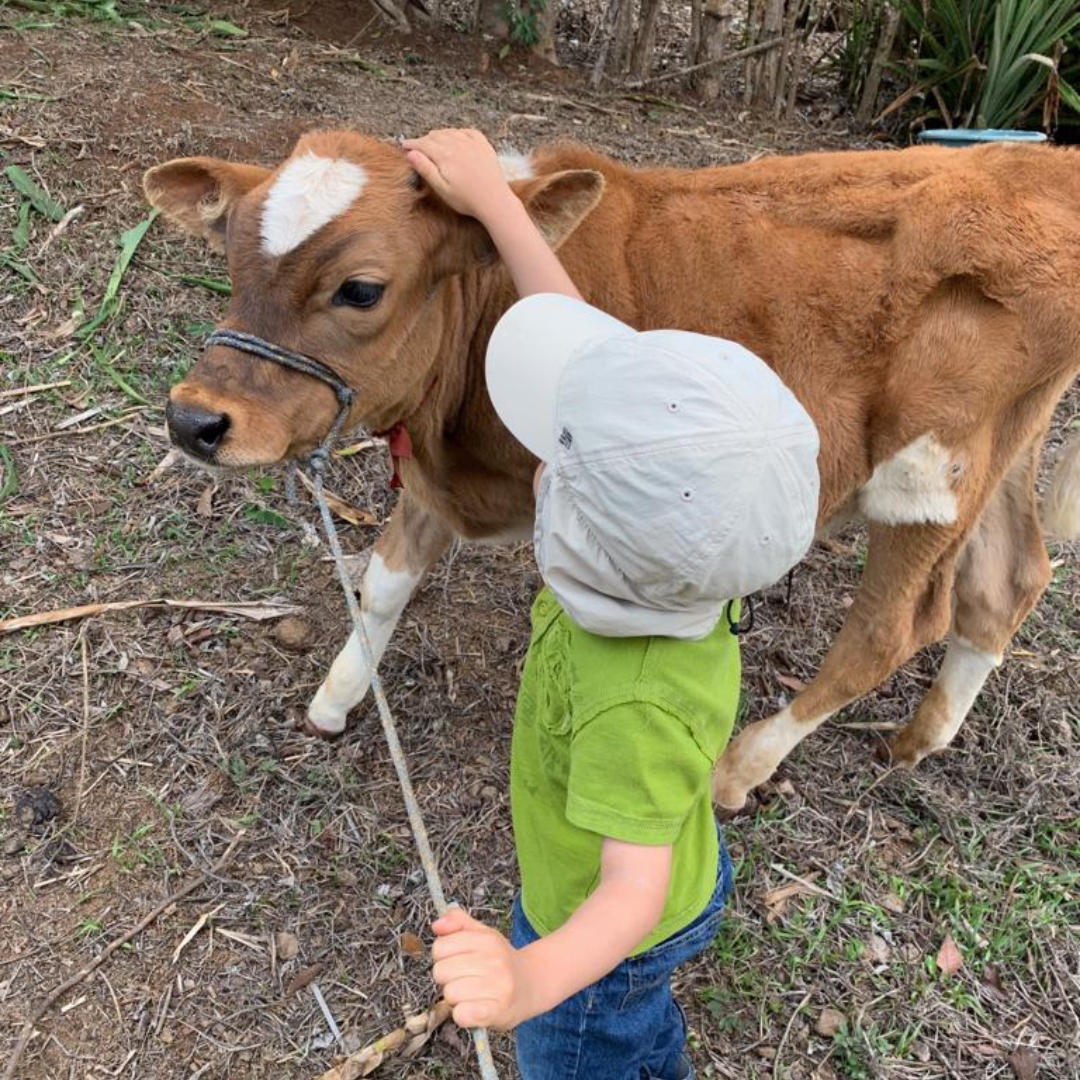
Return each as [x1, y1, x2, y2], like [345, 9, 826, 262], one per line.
[373, 378, 437, 490]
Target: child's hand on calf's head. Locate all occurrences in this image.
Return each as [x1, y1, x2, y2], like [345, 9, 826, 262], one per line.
[431, 907, 537, 1031]
[402, 129, 514, 222]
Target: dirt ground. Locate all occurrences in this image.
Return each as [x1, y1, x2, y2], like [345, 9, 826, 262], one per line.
[1, 4, 1077, 1080]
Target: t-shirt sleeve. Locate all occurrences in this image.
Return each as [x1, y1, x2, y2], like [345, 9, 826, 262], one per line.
[565, 698, 713, 845]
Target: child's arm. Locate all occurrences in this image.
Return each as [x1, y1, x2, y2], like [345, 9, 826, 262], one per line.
[401, 128, 583, 301]
[431, 837, 671, 1030]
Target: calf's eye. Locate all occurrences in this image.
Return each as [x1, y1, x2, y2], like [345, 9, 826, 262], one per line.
[333, 280, 385, 309]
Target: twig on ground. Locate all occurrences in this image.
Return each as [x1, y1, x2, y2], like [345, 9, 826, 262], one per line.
[0, 380, 72, 401]
[624, 36, 784, 89]
[8, 409, 149, 446]
[311, 983, 346, 1054]
[515, 91, 624, 117]
[0, 597, 303, 635]
[2, 832, 243, 1080]
[773, 989, 813, 1080]
[72, 631, 91, 826]
[768, 863, 838, 900]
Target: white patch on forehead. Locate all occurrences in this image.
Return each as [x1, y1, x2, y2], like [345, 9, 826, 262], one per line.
[859, 433, 960, 525]
[260, 153, 368, 257]
[498, 150, 535, 182]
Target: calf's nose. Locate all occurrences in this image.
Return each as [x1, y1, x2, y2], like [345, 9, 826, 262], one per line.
[166, 399, 231, 460]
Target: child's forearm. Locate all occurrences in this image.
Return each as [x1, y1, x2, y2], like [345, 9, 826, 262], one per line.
[511, 842, 670, 1021]
[478, 194, 583, 302]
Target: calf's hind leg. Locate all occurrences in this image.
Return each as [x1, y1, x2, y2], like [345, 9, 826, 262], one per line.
[306, 494, 453, 736]
[889, 444, 1051, 766]
[712, 520, 959, 810]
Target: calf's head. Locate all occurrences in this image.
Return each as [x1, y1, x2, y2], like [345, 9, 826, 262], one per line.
[144, 131, 604, 466]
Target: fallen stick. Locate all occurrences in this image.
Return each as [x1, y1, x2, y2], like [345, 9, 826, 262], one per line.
[624, 36, 784, 89]
[313, 1000, 454, 1080]
[9, 410, 147, 446]
[0, 597, 303, 635]
[0, 380, 71, 401]
[2, 833, 243, 1080]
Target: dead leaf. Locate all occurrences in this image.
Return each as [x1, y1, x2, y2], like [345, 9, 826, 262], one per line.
[815, 1007, 846, 1037]
[295, 470, 378, 526]
[865, 934, 891, 966]
[196, 484, 215, 518]
[400, 931, 425, 959]
[274, 931, 299, 961]
[776, 672, 809, 693]
[312, 1000, 451, 1079]
[981, 964, 1006, 1003]
[285, 963, 323, 997]
[1008, 1047, 1039, 1080]
[762, 876, 819, 922]
[881, 892, 905, 914]
[936, 933, 963, 976]
[439, 1022, 469, 1058]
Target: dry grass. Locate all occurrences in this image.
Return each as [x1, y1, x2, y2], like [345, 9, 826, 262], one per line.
[1, 4, 1077, 1080]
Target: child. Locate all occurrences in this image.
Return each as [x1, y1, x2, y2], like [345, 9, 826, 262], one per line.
[402, 129, 819, 1080]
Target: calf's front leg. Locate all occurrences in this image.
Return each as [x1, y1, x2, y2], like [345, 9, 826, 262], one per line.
[306, 494, 453, 736]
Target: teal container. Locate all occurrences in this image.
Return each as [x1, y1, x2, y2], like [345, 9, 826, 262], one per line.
[917, 128, 1048, 146]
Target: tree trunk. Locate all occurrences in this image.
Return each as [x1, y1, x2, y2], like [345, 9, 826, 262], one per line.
[693, 0, 735, 102]
[612, 0, 636, 76]
[688, 0, 703, 68]
[855, 2, 901, 125]
[591, 0, 634, 87]
[751, 0, 786, 106]
[629, 0, 663, 82]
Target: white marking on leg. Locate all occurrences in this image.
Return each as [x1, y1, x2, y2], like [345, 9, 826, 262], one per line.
[307, 553, 422, 733]
[859, 434, 960, 526]
[926, 635, 1001, 748]
[497, 150, 535, 181]
[261, 153, 368, 257]
[712, 704, 836, 809]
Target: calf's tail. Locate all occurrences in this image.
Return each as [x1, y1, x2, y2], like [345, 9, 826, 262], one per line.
[1043, 434, 1080, 540]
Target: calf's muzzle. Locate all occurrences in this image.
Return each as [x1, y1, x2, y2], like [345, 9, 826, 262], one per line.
[166, 398, 231, 461]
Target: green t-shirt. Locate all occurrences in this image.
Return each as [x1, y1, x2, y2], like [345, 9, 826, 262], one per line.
[511, 587, 741, 954]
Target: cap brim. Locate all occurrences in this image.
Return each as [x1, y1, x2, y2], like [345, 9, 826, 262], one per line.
[485, 293, 633, 460]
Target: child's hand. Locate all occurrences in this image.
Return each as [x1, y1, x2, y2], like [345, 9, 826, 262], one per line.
[431, 907, 535, 1030]
[402, 129, 518, 221]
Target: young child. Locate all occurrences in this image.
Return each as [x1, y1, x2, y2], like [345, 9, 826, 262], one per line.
[402, 129, 819, 1080]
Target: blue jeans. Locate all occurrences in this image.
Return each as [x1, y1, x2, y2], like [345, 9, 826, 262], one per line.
[510, 834, 734, 1080]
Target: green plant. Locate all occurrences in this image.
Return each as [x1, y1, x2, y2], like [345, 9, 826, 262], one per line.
[499, 0, 545, 49]
[889, 0, 1080, 130]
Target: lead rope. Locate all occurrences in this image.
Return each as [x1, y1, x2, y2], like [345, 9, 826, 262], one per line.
[309, 460, 499, 1080]
[203, 329, 499, 1080]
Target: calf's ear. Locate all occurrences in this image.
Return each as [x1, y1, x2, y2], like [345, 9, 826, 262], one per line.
[513, 169, 606, 251]
[423, 168, 606, 280]
[143, 158, 271, 251]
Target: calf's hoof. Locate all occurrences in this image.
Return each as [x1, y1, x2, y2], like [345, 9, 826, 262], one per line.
[304, 689, 351, 739]
[299, 713, 344, 740]
[711, 764, 750, 812]
[882, 727, 932, 769]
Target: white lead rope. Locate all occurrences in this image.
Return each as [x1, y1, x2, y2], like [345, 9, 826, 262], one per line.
[309, 463, 500, 1080]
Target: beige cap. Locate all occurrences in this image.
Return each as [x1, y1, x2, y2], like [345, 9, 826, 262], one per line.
[486, 294, 821, 639]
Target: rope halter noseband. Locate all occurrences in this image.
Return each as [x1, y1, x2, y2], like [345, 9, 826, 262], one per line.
[204, 328, 355, 475]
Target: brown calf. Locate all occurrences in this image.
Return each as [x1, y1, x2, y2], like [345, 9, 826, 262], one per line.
[144, 132, 1080, 808]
